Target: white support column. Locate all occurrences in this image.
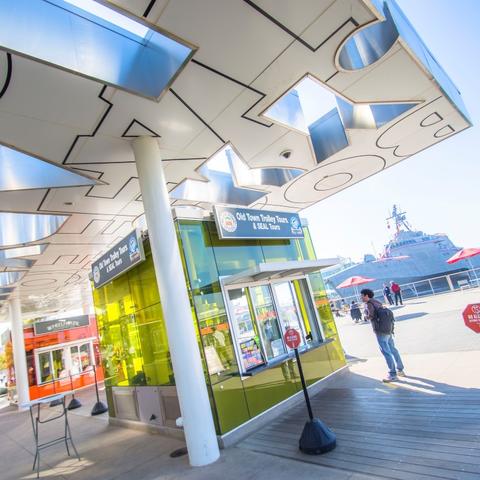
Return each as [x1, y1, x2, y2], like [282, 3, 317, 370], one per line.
[132, 137, 220, 467]
[9, 295, 30, 408]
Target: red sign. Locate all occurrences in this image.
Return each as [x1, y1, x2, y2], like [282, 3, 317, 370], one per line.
[462, 303, 480, 333]
[284, 328, 301, 349]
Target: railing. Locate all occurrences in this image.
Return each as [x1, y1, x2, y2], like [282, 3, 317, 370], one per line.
[332, 266, 480, 307]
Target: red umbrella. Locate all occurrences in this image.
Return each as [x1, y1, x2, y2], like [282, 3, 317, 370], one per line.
[336, 276, 375, 289]
[446, 248, 480, 264]
[447, 248, 480, 285]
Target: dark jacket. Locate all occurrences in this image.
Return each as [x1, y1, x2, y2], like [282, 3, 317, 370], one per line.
[365, 298, 384, 333]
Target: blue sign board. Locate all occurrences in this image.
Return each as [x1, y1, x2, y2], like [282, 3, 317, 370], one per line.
[92, 229, 145, 288]
[213, 206, 304, 240]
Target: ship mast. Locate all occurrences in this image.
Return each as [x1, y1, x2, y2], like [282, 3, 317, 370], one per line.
[386, 205, 411, 234]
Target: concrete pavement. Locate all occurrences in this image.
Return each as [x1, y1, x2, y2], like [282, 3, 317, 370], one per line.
[0, 290, 478, 479]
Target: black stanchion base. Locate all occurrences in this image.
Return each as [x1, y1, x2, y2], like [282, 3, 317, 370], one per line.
[299, 418, 336, 455]
[170, 447, 188, 458]
[49, 399, 63, 407]
[67, 397, 82, 410]
[91, 401, 108, 416]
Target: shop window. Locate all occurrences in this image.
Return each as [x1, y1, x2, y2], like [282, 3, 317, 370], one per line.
[250, 285, 286, 360]
[224, 277, 323, 375]
[227, 288, 265, 372]
[35, 340, 94, 384]
[38, 349, 66, 383]
[272, 281, 306, 347]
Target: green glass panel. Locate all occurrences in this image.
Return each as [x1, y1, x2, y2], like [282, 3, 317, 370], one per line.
[135, 304, 173, 386]
[128, 253, 160, 309]
[297, 344, 333, 387]
[211, 376, 250, 434]
[206, 222, 265, 276]
[301, 227, 317, 260]
[326, 337, 347, 371]
[261, 239, 302, 263]
[243, 361, 299, 417]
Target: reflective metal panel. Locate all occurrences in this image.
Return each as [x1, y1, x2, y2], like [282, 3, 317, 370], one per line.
[337, 98, 416, 129]
[1, 244, 47, 258]
[0, 0, 194, 100]
[308, 109, 349, 164]
[263, 89, 307, 132]
[338, 5, 398, 70]
[0, 145, 96, 191]
[0, 213, 68, 247]
[0, 271, 24, 287]
[386, 0, 471, 123]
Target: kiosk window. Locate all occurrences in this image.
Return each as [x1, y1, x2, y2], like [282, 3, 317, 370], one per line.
[272, 281, 306, 348]
[224, 277, 321, 374]
[250, 285, 286, 360]
[228, 288, 266, 371]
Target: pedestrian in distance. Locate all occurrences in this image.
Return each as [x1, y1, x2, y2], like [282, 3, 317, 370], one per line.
[360, 288, 405, 382]
[350, 300, 362, 323]
[383, 283, 394, 305]
[390, 281, 403, 305]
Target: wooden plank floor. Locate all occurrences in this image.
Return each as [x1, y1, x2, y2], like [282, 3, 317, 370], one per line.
[238, 378, 480, 479]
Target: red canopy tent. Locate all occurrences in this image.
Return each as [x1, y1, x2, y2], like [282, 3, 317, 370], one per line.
[446, 248, 480, 264]
[337, 276, 375, 299]
[446, 248, 480, 285]
[336, 276, 375, 289]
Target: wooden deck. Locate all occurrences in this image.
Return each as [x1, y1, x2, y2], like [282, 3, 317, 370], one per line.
[238, 376, 480, 479]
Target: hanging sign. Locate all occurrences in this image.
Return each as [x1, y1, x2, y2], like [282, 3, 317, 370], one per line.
[34, 315, 90, 335]
[91, 229, 145, 288]
[213, 206, 304, 240]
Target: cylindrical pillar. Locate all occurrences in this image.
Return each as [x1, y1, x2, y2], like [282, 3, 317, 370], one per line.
[9, 296, 30, 409]
[132, 137, 219, 467]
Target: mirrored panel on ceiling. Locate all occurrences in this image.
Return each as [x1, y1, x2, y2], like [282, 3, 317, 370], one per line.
[263, 76, 417, 164]
[0, 213, 68, 247]
[0, 0, 194, 99]
[0, 145, 97, 192]
[0, 271, 24, 288]
[170, 145, 304, 206]
[0, 245, 47, 259]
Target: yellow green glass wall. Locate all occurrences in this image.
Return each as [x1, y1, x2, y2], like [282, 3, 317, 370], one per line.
[92, 220, 346, 433]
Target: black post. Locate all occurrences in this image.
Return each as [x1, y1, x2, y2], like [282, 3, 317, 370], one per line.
[294, 348, 313, 420]
[91, 365, 108, 416]
[67, 373, 82, 410]
[295, 348, 336, 455]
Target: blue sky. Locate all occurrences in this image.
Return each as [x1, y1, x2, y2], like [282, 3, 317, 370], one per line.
[304, 0, 479, 261]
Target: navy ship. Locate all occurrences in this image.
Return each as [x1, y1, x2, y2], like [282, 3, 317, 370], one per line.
[322, 205, 480, 297]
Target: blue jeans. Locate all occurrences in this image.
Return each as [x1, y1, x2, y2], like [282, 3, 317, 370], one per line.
[376, 334, 404, 376]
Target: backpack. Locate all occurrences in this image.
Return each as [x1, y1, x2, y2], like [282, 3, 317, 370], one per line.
[369, 301, 395, 334]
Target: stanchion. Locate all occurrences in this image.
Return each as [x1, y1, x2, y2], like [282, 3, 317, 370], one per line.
[283, 328, 336, 455]
[91, 365, 108, 416]
[67, 373, 82, 410]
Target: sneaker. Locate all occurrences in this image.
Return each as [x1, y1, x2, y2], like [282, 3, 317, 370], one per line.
[397, 370, 406, 377]
[382, 375, 398, 383]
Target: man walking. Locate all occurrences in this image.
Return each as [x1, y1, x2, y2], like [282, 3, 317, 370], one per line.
[361, 288, 405, 382]
[390, 281, 403, 305]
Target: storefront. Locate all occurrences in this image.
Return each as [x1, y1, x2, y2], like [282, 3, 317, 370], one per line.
[92, 208, 346, 437]
[24, 315, 103, 400]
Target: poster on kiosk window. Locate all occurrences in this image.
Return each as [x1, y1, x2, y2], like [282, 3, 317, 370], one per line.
[214, 206, 304, 240]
